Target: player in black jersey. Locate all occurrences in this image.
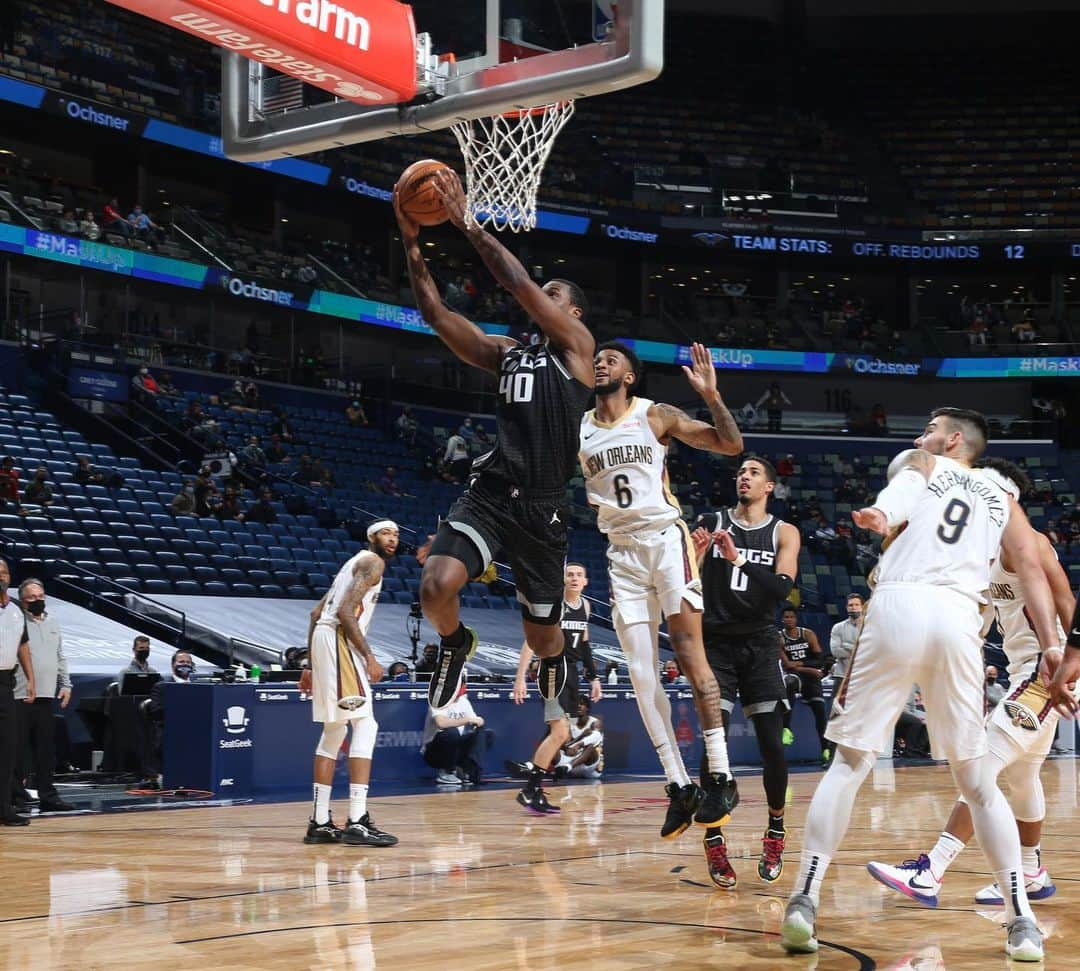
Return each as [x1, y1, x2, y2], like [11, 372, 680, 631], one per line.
[508, 564, 602, 813]
[779, 606, 830, 763]
[691, 455, 801, 889]
[396, 171, 594, 710]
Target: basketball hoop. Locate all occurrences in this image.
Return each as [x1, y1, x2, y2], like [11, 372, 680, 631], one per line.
[451, 101, 575, 233]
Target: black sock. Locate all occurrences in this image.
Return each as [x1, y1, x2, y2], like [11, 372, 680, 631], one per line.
[704, 825, 724, 842]
[441, 622, 467, 649]
[768, 813, 785, 836]
[526, 768, 544, 792]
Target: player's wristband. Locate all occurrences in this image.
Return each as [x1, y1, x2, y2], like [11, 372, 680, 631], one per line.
[731, 553, 747, 569]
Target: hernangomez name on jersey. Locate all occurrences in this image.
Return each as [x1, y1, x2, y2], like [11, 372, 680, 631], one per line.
[876, 455, 1009, 603]
[316, 552, 382, 635]
[579, 396, 682, 535]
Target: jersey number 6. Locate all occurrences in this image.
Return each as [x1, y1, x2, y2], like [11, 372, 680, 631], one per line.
[613, 473, 633, 509]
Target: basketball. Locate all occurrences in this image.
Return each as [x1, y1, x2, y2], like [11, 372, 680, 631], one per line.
[396, 159, 452, 226]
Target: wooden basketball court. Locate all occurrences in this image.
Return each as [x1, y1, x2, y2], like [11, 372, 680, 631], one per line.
[2, 759, 1077, 969]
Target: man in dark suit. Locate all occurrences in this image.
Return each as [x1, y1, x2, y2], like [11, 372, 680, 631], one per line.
[140, 650, 195, 788]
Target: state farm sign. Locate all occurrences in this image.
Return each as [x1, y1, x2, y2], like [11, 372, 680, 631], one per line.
[105, 0, 417, 105]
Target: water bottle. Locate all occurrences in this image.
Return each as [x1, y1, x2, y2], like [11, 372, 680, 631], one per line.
[607, 669, 618, 685]
[250, 663, 262, 683]
[235, 663, 247, 682]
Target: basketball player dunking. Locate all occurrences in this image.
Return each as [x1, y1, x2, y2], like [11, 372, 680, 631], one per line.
[299, 521, 400, 847]
[691, 456, 802, 889]
[395, 170, 594, 712]
[508, 563, 602, 814]
[580, 341, 742, 869]
[867, 457, 1076, 908]
[782, 409, 1061, 962]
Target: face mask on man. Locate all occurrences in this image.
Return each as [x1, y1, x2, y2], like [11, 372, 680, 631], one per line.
[848, 609, 862, 621]
[26, 600, 45, 617]
[135, 648, 150, 663]
[174, 663, 194, 679]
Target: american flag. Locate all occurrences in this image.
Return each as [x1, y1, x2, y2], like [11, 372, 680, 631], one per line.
[260, 74, 304, 113]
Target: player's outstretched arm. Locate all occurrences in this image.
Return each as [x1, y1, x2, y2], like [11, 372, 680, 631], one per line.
[649, 343, 743, 454]
[394, 188, 513, 375]
[433, 170, 594, 384]
[336, 552, 386, 684]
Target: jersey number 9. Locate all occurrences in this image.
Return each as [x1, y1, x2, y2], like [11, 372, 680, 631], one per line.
[937, 498, 971, 545]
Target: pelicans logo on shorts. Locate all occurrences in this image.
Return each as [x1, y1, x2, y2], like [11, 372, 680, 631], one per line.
[1002, 676, 1051, 732]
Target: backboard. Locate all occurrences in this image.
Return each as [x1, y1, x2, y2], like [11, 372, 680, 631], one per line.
[216, 0, 663, 161]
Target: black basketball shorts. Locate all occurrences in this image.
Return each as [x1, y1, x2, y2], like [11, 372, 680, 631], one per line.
[704, 626, 788, 717]
[431, 474, 567, 625]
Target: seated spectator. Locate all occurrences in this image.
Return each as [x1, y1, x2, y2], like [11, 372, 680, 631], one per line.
[220, 380, 245, 408]
[79, 211, 101, 241]
[23, 467, 54, 509]
[0, 456, 21, 511]
[239, 435, 266, 470]
[458, 418, 475, 442]
[773, 476, 791, 503]
[554, 699, 604, 779]
[127, 205, 163, 247]
[282, 647, 308, 671]
[386, 662, 411, 683]
[270, 407, 295, 442]
[215, 486, 245, 522]
[131, 366, 160, 397]
[102, 197, 133, 239]
[662, 659, 685, 685]
[141, 649, 195, 787]
[776, 454, 795, 477]
[311, 457, 335, 487]
[870, 403, 889, 435]
[420, 676, 487, 785]
[59, 210, 79, 235]
[444, 431, 470, 482]
[474, 423, 490, 445]
[74, 455, 122, 488]
[169, 480, 196, 515]
[345, 400, 369, 427]
[189, 416, 223, 450]
[395, 406, 418, 445]
[1012, 315, 1037, 343]
[968, 316, 988, 347]
[265, 433, 289, 464]
[526, 657, 540, 682]
[894, 685, 930, 758]
[293, 453, 320, 486]
[156, 371, 179, 396]
[193, 472, 218, 517]
[379, 466, 403, 496]
[244, 488, 278, 525]
[242, 382, 260, 410]
[414, 643, 439, 675]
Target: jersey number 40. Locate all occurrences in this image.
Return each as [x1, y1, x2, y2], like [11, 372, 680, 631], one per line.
[499, 372, 534, 404]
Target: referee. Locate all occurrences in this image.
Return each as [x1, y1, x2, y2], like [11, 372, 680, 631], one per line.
[0, 557, 34, 826]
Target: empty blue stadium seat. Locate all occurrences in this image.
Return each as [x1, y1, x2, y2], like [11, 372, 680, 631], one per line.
[203, 582, 230, 595]
[144, 580, 172, 595]
[286, 585, 311, 599]
[259, 584, 285, 597]
[174, 581, 201, 595]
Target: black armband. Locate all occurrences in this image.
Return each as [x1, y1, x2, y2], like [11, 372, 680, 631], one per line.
[739, 559, 795, 601]
[1068, 594, 1080, 648]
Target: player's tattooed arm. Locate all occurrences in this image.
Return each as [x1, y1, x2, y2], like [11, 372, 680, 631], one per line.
[651, 402, 743, 455]
[393, 185, 512, 374]
[307, 592, 328, 648]
[432, 170, 594, 384]
[335, 554, 385, 662]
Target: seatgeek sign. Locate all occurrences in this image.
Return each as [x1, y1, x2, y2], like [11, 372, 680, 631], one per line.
[104, 0, 418, 104]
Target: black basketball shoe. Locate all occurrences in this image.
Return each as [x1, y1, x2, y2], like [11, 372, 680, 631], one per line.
[428, 625, 479, 708]
[516, 787, 561, 816]
[537, 654, 567, 701]
[504, 759, 532, 780]
[695, 772, 740, 828]
[304, 814, 343, 844]
[660, 782, 703, 839]
[343, 813, 399, 847]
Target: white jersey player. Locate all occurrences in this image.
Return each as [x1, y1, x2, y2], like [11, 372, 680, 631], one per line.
[783, 408, 1062, 963]
[580, 341, 742, 865]
[300, 520, 400, 848]
[868, 457, 1076, 909]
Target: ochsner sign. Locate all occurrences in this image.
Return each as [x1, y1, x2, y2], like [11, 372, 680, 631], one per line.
[104, 0, 418, 104]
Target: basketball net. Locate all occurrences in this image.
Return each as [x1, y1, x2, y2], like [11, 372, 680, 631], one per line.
[451, 101, 575, 233]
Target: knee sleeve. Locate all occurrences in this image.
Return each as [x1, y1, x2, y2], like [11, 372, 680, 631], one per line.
[316, 722, 348, 760]
[950, 756, 998, 811]
[348, 716, 378, 760]
[834, 743, 876, 780]
[751, 710, 790, 809]
[1000, 758, 1045, 823]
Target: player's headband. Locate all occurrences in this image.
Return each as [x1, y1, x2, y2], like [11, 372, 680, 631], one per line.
[367, 519, 399, 540]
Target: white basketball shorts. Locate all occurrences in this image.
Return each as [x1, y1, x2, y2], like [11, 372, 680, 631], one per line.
[607, 521, 703, 626]
[986, 650, 1066, 765]
[310, 624, 373, 725]
[827, 583, 986, 762]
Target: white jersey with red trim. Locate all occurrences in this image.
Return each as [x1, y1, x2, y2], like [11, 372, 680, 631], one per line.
[579, 396, 681, 536]
[989, 555, 1066, 680]
[316, 551, 382, 634]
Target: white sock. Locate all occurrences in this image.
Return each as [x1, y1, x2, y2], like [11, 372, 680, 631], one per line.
[349, 783, 369, 822]
[656, 741, 692, 787]
[703, 727, 730, 777]
[927, 831, 965, 880]
[1021, 844, 1040, 875]
[994, 867, 1035, 923]
[312, 782, 332, 825]
[793, 850, 832, 907]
